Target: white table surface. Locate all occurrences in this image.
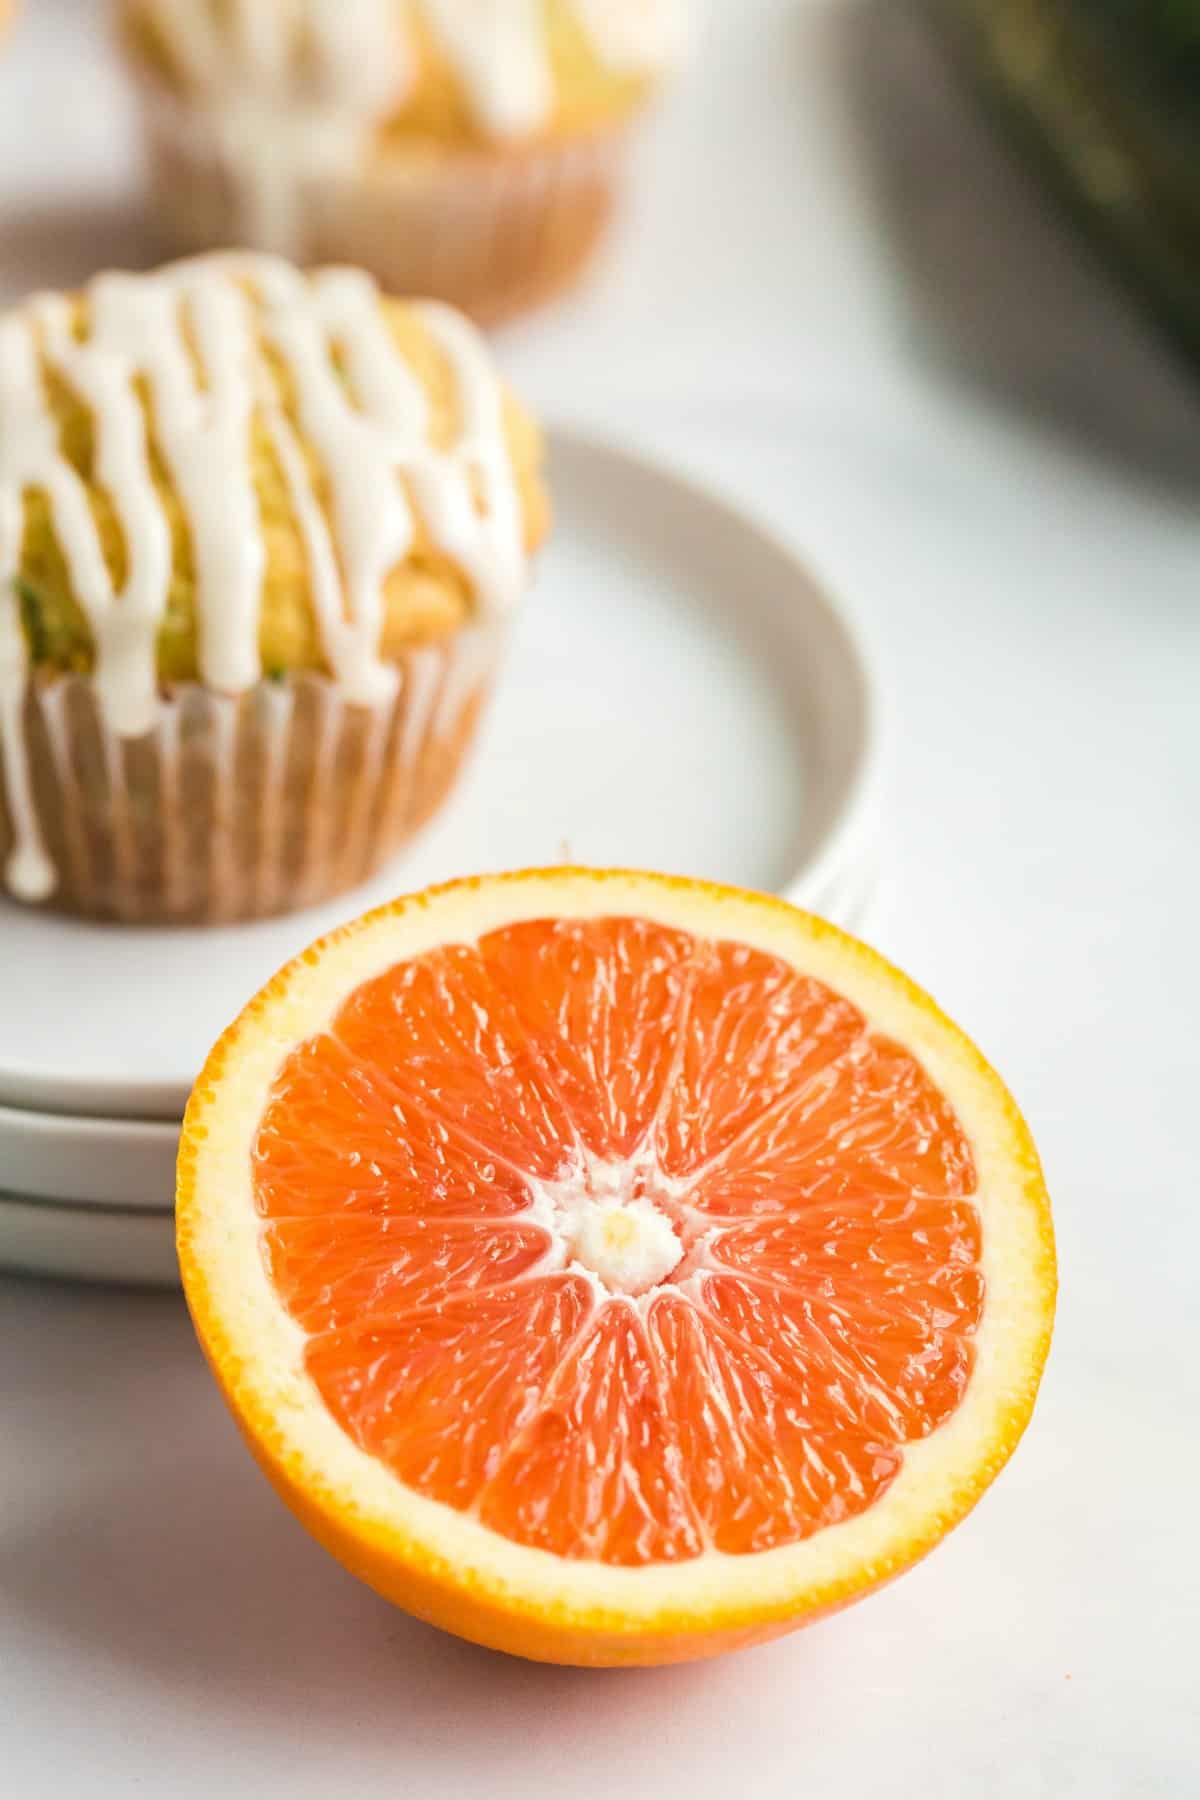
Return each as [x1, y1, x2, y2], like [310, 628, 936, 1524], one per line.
[3, 2, 1199, 1795]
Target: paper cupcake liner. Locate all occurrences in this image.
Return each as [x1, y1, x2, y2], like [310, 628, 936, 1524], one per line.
[0, 623, 504, 925]
[134, 83, 634, 323]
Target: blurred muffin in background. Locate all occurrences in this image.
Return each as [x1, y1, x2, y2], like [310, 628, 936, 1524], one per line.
[0, 251, 548, 924]
[118, 1, 687, 324]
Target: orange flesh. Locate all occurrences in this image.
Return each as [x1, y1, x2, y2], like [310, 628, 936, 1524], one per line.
[253, 917, 982, 1566]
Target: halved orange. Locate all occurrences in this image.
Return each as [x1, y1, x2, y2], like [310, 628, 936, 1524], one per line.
[177, 868, 1055, 1666]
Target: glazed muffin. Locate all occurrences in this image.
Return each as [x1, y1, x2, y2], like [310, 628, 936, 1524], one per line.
[0, 251, 548, 924]
[118, 0, 686, 324]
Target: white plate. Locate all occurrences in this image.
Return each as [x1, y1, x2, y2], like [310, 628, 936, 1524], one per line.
[0, 1102, 179, 1210]
[0, 1192, 178, 1287]
[0, 429, 879, 1122]
[0, 848, 879, 1238]
[0, 846, 881, 1222]
[0, 858, 882, 1281]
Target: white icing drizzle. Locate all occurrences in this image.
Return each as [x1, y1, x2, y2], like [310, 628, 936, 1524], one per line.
[408, 301, 525, 613]
[141, 0, 407, 255]
[420, 0, 553, 138]
[35, 295, 173, 736]
[0, 488, 53, 900]
[0, 251, 528, 900]
[258, 264, 411, 706]
[569, 0, 686, 73]
[88, 269, 265, 695]
[138, 0, 683, 257]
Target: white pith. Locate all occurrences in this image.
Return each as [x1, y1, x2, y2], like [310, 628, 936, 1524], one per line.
[534, 1157, 687, 1297]
[181, 870, 1054, 1629]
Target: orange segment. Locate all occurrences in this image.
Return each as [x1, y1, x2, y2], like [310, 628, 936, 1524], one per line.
[261, 1217, 551, 1334]
[178, 869, 1055, 1665]
[305, 1277, 592, 1511]
[701, 1272, 976, 1444]
[710, 1207, 985, 1324]
[656, 942, 865, 1175]
[254, 1033, 532, 1220]
[648, 1292, 903, 1555]
[476, 917, 696, 1160]
[687, 1034, 977, 1218]
[332, 945, 582, 1179]
[479, 1304, 703, 1566]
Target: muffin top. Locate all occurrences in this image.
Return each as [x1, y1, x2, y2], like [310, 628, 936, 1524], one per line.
[0, 252, 547, 734]
[121, 0, 685, 148]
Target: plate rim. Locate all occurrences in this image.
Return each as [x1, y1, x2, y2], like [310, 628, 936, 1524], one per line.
[0, 1188, 178, 1286]
[555, 427, 884, 914]
[0, 1099, 180, 1209]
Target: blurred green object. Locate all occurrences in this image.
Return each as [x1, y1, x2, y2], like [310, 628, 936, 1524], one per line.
[926, 0, 1200, 357]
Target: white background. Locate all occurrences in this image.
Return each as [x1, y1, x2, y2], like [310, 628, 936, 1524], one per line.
[3, 2, 1199, 1795]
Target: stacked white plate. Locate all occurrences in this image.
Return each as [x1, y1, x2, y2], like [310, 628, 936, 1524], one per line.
[0, 432, 882, 1285]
